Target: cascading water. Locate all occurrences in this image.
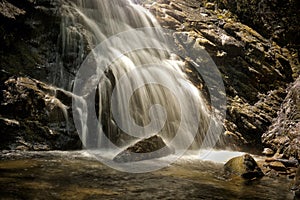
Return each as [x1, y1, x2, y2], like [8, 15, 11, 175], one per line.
[59, 0, 225, 162]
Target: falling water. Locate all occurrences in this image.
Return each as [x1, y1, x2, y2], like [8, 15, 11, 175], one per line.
[59, 0, 224, 154]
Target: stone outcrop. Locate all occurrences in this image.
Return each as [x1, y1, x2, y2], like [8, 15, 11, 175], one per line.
[215, 0, 300, 65]
[113, 135, 175, 162]
[0, 77, 81, 150]
[224, 154, 264, 179]
[262, 77, 300, 159]
[143, 0, 299, 151]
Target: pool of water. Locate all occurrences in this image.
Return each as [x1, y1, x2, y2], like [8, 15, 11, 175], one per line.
[0, 150, 295, 199]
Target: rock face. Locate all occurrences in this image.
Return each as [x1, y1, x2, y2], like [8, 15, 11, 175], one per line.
[0, 0, 64, 84]
[224, 154, 264, 179]
[0, 77, 81, 150]
[144, 0, 298, 151]
[262, 77, 300, 159]
[215, 0, 300, 68]
[113, 135, 175, 162]
[0, 0, 299, 152]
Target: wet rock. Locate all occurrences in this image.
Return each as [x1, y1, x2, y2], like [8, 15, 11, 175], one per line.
[224, 154, 264, 179]
[113, 135, 175, 163]
[0, 77, 81, 150]
[0, 0, 73, 87]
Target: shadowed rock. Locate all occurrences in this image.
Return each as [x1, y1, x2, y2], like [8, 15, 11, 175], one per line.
[113, 135, 175, 163]
[292, 166, 300, 199]
[224, 154, 264, 180]
[0, 77, 81, 150]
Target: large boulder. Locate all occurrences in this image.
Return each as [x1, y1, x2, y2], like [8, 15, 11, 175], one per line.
[0, 77, 81, 150]
[224, 154, 264, 179]
[113, 135, 175, 162]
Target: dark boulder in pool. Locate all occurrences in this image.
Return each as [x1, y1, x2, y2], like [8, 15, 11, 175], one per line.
[113, 135, 175, 163]
[224, 154, 264, 180]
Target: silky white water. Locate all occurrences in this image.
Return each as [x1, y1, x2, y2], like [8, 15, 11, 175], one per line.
[59, 0, 224, 154]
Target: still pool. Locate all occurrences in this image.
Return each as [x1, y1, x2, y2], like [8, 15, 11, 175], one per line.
[0, 150, 295, 199]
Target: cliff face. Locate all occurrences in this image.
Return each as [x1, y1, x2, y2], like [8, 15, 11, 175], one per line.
[262, 77, 300, 159]
[0, 0, 299, 155]
[0, 0, 61, 83]
[216, 0, 300, 60]
[0, 0, 82, 150]
[144, 0, 299, 153]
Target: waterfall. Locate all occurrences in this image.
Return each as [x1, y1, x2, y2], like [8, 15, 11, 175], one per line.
[59, 0, 225, 156]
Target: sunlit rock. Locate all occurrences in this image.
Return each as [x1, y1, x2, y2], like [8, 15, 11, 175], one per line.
[113, 135, 175, 163]
[224, 154, 264, 179]
[262, 77, 300, 160]
[262, 148, 275, 156]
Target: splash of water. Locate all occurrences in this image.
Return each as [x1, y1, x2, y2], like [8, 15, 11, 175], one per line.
[60, 0, 224, 156]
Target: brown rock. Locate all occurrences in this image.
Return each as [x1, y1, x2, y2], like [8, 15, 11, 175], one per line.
[292, 167, 300, 198]
[0, 77, 81, 150]
[224, 154, 264, 179]
[268, 161, 286, 171]
[263, 148, 275, 156]
[113, 135, 175, 163]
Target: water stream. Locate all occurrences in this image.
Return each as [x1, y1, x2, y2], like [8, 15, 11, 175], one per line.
[58, 0, 226, 159]
[2, 1, 292, 199]
[0, 150, 295, 199]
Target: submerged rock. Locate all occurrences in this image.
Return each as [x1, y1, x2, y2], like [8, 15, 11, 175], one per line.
[224, 154, 264, 179]
[113, 135, 175, 163]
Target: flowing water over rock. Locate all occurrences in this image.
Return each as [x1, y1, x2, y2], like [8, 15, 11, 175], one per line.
[59, 0, 225, 160]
